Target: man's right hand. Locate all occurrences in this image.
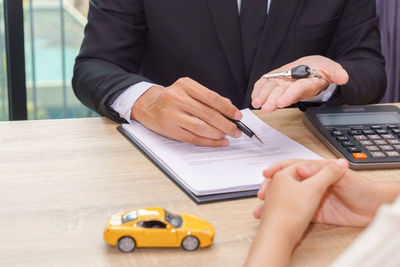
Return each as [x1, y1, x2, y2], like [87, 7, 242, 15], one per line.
[130, 77, 243, 147]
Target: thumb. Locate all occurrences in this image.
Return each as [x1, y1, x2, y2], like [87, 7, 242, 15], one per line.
[321, 63, 349, 85]
[305, 159, 348, 192]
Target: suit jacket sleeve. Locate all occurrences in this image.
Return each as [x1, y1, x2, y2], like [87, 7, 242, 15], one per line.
[72, 0, 150, 122]
[327, 0, 387, 105]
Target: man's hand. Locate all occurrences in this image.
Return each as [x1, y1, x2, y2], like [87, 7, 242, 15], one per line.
[130, 77, 243, 147]
[251, 55, 349, 113]
[254, 159, 382, 227]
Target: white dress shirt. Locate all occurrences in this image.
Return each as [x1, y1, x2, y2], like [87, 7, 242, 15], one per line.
[111, 0, 335, 122]
[329, 196, 400, 267]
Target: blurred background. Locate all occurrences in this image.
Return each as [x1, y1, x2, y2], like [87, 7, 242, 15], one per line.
[0, 0, 93, 121]
[0, 0, 399, 121]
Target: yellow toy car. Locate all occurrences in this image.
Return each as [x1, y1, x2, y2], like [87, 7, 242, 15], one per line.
[104, 207, 214, 252]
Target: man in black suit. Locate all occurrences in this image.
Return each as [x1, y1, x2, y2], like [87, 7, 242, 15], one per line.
[73, 0, 386, 147]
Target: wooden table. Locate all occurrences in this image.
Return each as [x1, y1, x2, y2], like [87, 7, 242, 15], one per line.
[1, 109, 399, 267]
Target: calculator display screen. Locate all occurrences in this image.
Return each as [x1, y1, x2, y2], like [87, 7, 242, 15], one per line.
[317, 112, 400, 126]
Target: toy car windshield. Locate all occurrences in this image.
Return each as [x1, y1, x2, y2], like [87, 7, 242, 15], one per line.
[122, 211, 138, 223]
[164, 209, 183, 228]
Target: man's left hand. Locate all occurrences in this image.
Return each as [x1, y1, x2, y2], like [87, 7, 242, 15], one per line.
[251, 55, 349, 113]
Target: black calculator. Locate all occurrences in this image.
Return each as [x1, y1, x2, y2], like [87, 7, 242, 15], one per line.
[304, 105, 400, 169]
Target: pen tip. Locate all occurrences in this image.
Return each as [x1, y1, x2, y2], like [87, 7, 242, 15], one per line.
[253, 135, 264, 144]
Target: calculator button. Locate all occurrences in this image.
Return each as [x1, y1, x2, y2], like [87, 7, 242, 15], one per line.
[370, 151, 386, 158]
[331, 130, 343, 136]
[347, 147, 361, 153]
[368, 135, 382, 140]
[375, 129, 389, 134]
[351, 126, 364, 130]
[387, 125, 399, 129]
[393, 145, 400, 150]
[352, 153, 368, 159]
[359, 140, 373, 145]
[353, 135, 367, 140]
[373, 140, 388, 145]
[392, 129, 400, 134]
[341, 141, 355, 147]
[349, 130, 362, 135]
[362, 129, 375, 135]
[381, 134, 395, 139]
[370, 152, 385, 158]
[365, 146, 380, 151]
[380, 145, 394, 151]
[370, 125, 383, 129]
[388, 139, 400, 145]
[336, 136, 349, 141]
[367, 135, 381, 140]
[386, 151, 400, 157]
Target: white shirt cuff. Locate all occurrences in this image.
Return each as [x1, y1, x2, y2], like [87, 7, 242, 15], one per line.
[110, 81, 159, 123]
[301, 83, 337, 103]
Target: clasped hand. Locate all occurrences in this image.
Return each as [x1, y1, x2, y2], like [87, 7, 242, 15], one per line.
[254, 159, 382, 245]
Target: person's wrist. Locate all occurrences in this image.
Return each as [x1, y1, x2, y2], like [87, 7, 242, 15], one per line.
[130, 85, 165, 121]
[260, 211, 303, 249]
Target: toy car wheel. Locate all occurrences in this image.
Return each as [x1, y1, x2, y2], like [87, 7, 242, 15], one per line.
[117, 237, 136, 252]
[181, 235, 200, 251]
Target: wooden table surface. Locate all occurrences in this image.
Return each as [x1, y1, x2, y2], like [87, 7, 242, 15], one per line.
[1, 108, 399, 267]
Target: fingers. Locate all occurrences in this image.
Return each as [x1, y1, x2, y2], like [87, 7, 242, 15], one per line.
[178, 95, 241, 138]
[263, 159, 302, 178]
[163, 124, 230, 147]
[158, 77, 244, 144]
[260, 85, 287, 113]
[275, 78, 328, 108]
[305, 159, 348, 192]
[171, 112, 227, 140]
[296, 164, 317, 179]
[180, 78, 242, 120]
[251, 77, 328, 112]
[263, 159, 340, 181]
[251, 77, 269, 101]
[320, 63, 349, 85]
[251, 79, 277, 108]
[253, 204, 264, 219]
[257, 178, 271, 200]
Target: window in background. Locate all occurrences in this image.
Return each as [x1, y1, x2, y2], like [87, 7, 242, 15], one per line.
[24, 0, 96, 119]
[0, 0, 9, 121]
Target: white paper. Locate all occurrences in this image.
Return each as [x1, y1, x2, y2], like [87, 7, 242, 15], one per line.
[123, 109, 321, 195]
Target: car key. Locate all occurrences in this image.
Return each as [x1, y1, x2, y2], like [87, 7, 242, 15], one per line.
[262, 65, 322, 79]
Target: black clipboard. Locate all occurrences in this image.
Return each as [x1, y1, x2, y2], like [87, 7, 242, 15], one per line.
[117, 126, 258, 204]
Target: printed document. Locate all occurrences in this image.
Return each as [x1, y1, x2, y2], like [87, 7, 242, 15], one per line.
[122, 109, 321, 196]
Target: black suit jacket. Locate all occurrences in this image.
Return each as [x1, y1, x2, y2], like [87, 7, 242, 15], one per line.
[73, 0, 386, 122]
